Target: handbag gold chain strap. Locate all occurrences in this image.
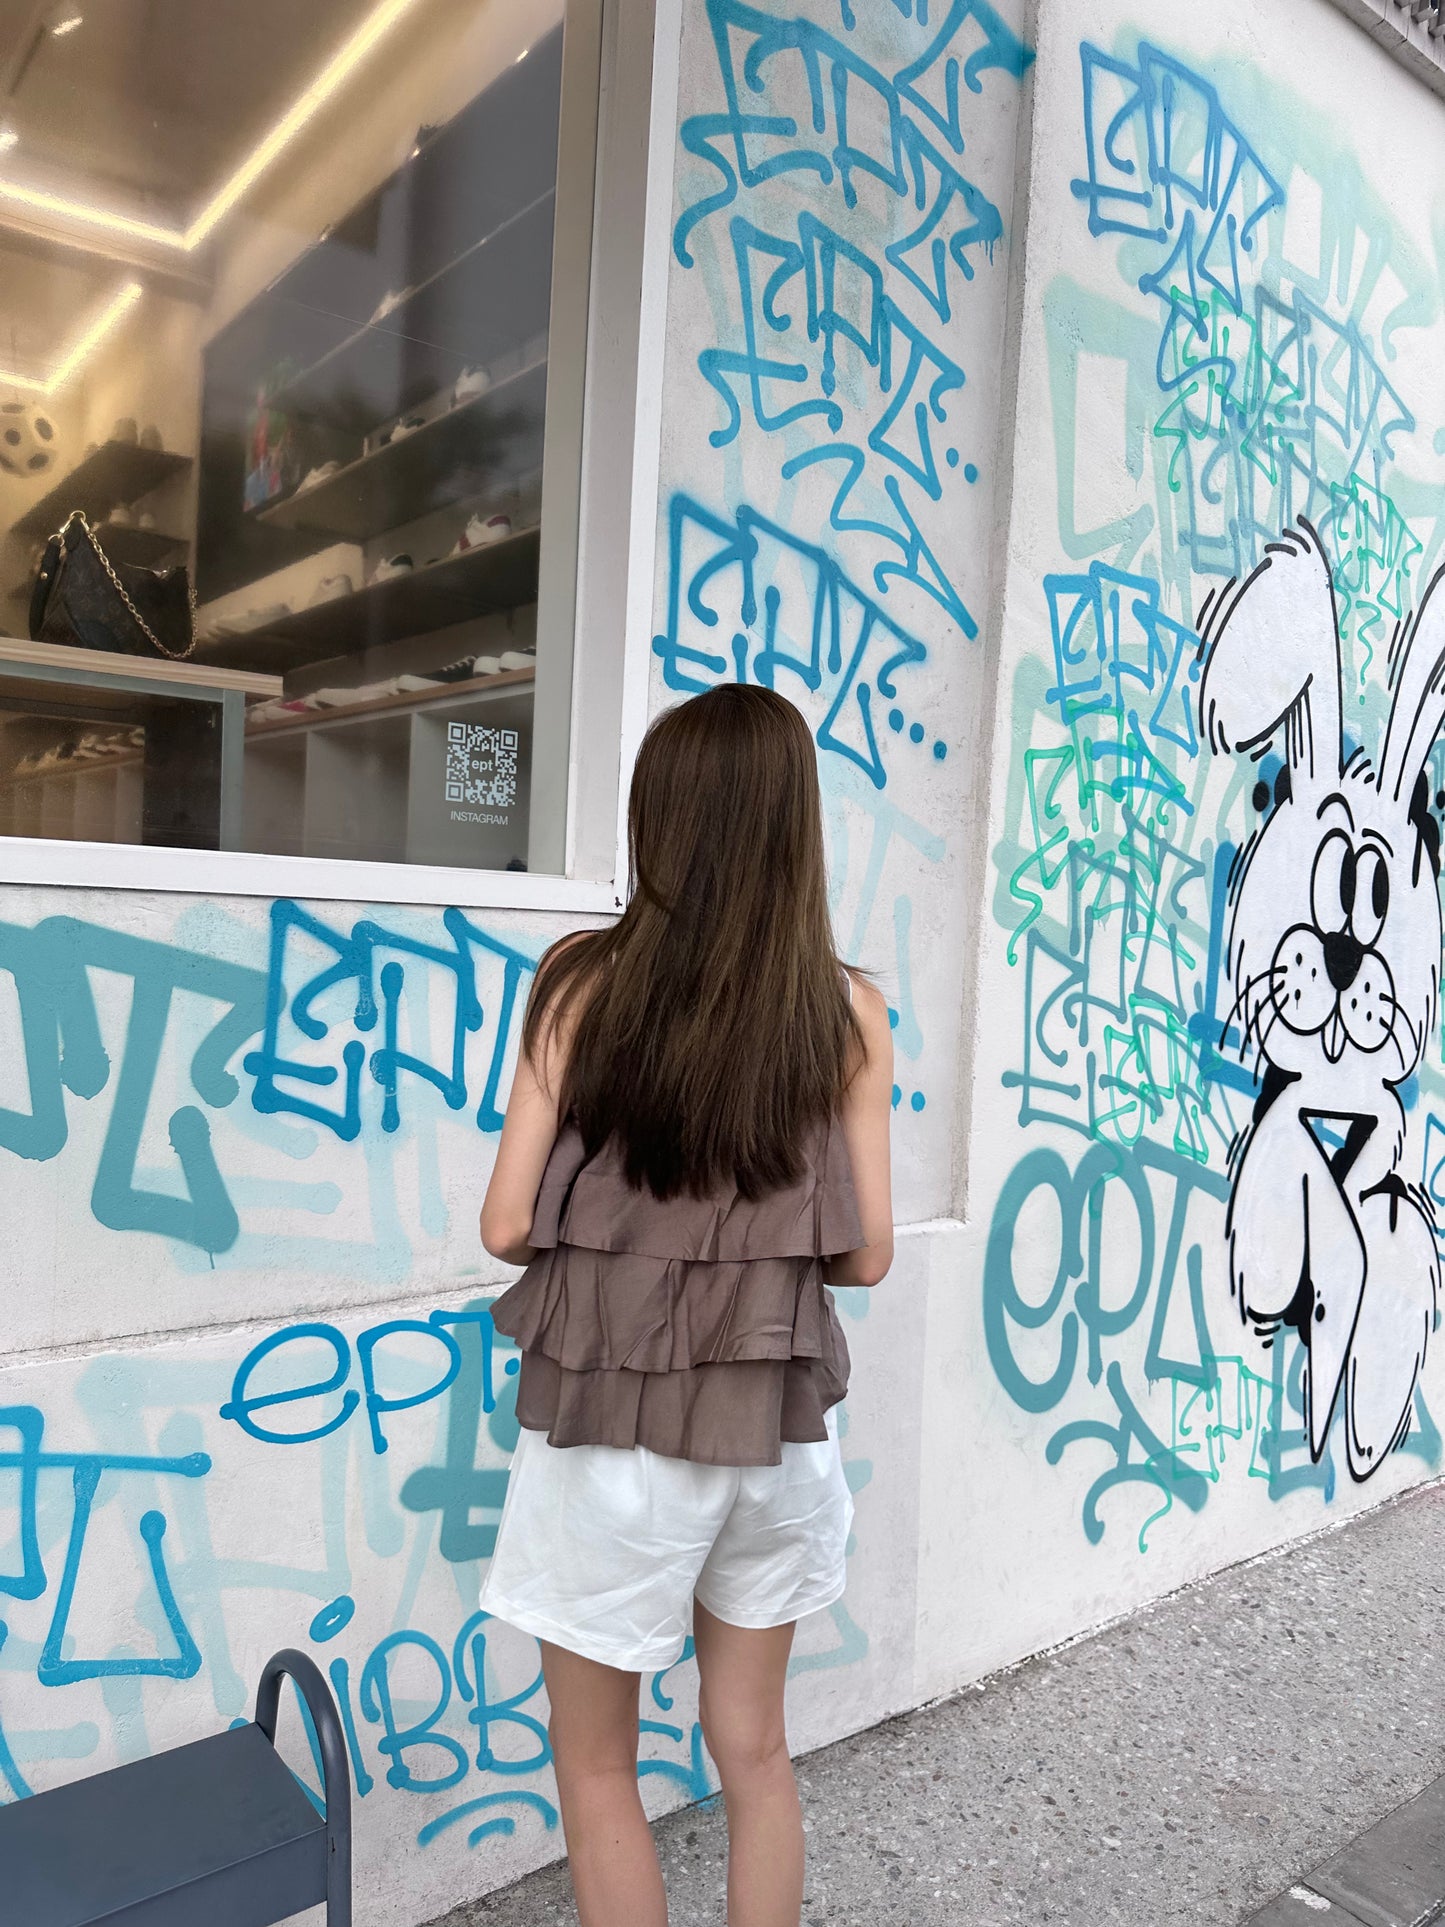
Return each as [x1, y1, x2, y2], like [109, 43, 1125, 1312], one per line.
[62, 509, 199, 662]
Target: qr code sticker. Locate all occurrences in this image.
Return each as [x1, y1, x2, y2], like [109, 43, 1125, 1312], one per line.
[445, 722, 519, 808]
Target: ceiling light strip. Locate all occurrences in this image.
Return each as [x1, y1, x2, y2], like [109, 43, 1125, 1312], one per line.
[0, 0, 424, 256]
[0, 277, 141, 395]
[0, 177, 182, 248]
[185, 0, 423, 247]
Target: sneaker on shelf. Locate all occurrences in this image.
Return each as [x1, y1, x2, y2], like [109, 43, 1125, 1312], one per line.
[451, 512, 513, 555]
[137, 510, 157, 531]
[387, 414, 427, 444]
[371, 553, 415, 584]
[310, 686, 374, 709]
[498, 650, 535, 671]
[395, 674, 438, 692]
[369, 286, 414, 324]
[452, 366, 491, 405]
[104, 502, 134, 528]
[308, 573, 355, 605]
[140, 425, 163, 452]
[470, 654, 504, 676]
[429, 655, 478, 684]
[111, 417, 138, 445]
[297, 461, 341, 494]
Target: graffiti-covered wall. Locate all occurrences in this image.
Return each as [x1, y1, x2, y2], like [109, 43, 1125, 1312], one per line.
[10, 0, 1445, 1918]
[0, 1, 1035, 1920]
[919, 0, 1445, 1699]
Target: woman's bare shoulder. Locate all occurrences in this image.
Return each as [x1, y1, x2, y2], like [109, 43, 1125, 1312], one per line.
[843, 970, 893, 1071]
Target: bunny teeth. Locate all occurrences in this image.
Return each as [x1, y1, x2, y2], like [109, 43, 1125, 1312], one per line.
[1322, 1010, 1348, 1063]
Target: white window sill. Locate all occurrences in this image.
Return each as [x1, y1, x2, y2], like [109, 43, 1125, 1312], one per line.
[0, 835, 623, 914]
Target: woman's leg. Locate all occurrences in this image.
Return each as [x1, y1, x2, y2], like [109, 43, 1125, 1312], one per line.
[691, 1599, 802, 1927]
[540, 1640, 668, 1927]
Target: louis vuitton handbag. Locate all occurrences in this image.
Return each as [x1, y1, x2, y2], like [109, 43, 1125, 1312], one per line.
[29, 509, 197, 661]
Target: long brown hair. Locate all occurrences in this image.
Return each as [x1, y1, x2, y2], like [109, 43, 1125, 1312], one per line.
[525, 684, 861, 1198]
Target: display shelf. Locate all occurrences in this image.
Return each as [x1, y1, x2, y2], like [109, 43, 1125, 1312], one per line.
[0, 750, 142, 794]
[95, 525, 188, 568]
[304, 717, 411, 864]
[195, 528, 540, 671]
[0, 752, 145, 845]
[15, 442, 192, 539]
[0, 634, 281, 696]
[247, 665, 534, 737]
[272, 192, 555, 422]
[254, 360, 548, 541]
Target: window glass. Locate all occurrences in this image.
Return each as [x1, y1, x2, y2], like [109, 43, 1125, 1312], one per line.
[0, 0, 581, 873]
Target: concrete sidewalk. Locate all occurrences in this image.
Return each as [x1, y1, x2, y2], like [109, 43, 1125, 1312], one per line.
[434, 1482, 1445, 1926]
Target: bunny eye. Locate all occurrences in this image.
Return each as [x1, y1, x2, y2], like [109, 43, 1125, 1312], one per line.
[1311, 830, 1354, 934]
[1353, 847, 1389, 947]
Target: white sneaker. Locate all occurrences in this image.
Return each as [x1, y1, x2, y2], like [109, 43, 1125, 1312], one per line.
[499, 650, 535, 670]
[387, 415, 427, 444]
[451, 512, 512, 555]
[310, 687, 373, 708]
[308, 574, 354, 605]
[453, 367, 491, 405]
[470, 655, 503, 676]
[297, 462, 341, 493]
[371, 554, 414, 584]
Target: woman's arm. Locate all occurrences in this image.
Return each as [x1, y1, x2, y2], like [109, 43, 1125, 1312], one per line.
[828, 977, 895, 1288]
[479, 970, 577, 1266]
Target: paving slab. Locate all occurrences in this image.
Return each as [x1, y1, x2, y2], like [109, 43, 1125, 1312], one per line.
[1248, 1774, 1445, 1927]
[431, 1481, 1445, 1927]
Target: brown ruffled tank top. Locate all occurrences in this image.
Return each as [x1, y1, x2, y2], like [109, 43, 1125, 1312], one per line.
[488, 1118, 862, 1466]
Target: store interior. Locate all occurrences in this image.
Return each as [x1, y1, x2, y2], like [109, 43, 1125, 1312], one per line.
[0, 0, 570, 869]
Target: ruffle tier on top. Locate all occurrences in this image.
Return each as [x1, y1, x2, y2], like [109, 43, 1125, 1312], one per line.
[489, 1119, 862, 1466]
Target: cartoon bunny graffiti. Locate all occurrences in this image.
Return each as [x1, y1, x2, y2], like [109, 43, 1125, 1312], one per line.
[1201, 521, 1444, 1478]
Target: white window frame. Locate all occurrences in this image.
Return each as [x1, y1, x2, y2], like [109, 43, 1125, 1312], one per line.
[0, 0, 680, 917]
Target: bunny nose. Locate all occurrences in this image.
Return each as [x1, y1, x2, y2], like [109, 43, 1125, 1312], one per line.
[1322, 929, 1364, 992]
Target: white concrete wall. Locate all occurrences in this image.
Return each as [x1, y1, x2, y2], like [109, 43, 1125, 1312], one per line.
[7, 0, 1445, 1921]
[920, 0, 1445, 1703]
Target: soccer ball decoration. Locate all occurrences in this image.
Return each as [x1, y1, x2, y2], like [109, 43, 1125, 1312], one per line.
[0, 401, 59, 478]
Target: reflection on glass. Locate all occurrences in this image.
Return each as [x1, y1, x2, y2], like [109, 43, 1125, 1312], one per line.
[0, 0, 569, 871]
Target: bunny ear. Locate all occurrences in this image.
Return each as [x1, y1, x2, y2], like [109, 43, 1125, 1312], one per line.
[1198, 520, 1342, 783]
[1380, 563, 1445, 807]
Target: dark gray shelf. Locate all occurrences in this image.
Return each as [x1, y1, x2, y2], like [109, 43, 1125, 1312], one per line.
[15, 441, 192, 539]
[271, 192, 555, 425]
[254, 360, 547, 542]
[194, 526, 540, 673]
[96, 524, 188, 568]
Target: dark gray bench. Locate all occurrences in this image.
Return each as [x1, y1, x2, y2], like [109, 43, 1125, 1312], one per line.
[0, 1648, 351, 1927]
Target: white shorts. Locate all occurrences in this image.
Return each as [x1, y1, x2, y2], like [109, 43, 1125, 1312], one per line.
[478, 1412, 854, 1672]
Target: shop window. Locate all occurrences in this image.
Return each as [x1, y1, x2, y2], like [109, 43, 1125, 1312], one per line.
[0, 0, 597, 877]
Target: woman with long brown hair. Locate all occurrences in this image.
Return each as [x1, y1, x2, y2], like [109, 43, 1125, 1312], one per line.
[479, 684, 894, 1927]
